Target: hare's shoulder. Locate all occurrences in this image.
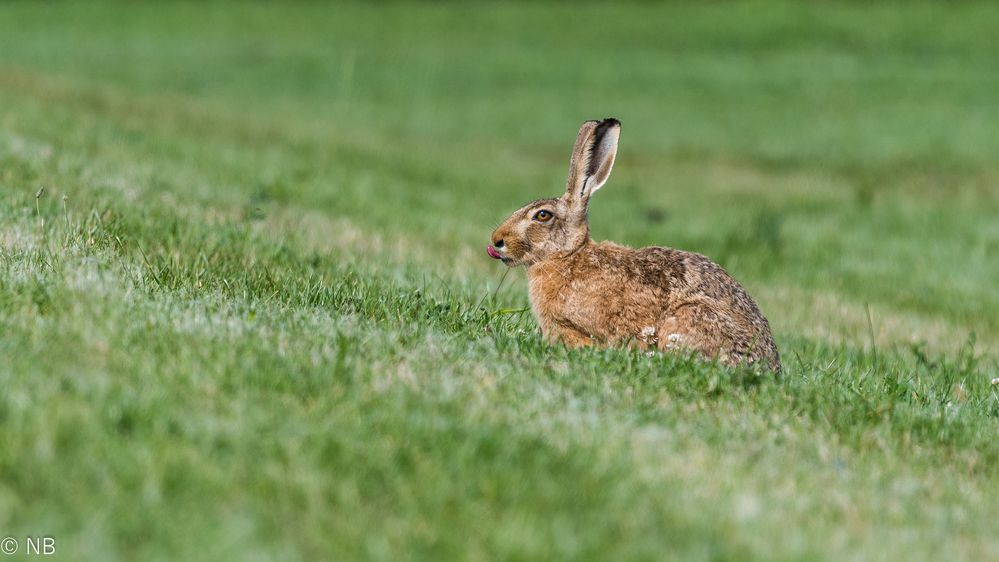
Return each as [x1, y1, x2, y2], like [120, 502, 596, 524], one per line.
[585, 242, 688, 285]
[589, 243, 757, 305]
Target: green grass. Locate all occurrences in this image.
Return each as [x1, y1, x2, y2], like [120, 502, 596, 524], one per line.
[1, 1, 998, 560]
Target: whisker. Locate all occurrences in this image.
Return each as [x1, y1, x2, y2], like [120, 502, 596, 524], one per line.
[492, 268, 511, 302]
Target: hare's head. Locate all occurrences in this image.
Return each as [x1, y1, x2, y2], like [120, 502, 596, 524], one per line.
[488, 118, 620, 267]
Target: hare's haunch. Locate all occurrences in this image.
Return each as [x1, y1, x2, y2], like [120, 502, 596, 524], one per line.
[488, 118, 781, 372]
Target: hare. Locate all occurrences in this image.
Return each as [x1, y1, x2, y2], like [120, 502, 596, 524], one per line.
[487, 118, 781, 372]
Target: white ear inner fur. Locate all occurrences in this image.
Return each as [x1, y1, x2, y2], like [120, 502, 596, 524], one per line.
[582, 123, 619, 198]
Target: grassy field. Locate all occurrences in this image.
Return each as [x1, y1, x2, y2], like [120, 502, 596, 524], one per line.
[1, 1, 998, 560]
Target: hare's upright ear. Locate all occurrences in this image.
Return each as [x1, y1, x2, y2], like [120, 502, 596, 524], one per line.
[564, 118, 621, 206]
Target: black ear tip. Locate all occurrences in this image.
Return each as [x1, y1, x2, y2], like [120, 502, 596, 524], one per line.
[591, 118, 620, 141]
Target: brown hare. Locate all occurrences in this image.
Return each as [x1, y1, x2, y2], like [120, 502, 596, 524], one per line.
[487, 118, 781, 372]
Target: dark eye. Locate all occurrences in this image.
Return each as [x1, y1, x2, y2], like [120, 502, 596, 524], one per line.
[533, 210, 553, 222]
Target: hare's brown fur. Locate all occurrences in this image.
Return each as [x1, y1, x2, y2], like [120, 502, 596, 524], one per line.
[489, 118, 781, 372]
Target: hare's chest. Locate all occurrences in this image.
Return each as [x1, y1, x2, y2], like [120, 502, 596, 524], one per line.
[527, 267, 666, 343]
[528, 275, 580, 315]
[527, 274, 623, 336]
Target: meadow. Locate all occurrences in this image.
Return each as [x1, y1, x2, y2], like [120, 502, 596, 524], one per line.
[1, 2, 998, 560]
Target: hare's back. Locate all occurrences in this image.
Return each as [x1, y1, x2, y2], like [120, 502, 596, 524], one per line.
[672, 251, 763, 312]
[602, 244, 763, 318]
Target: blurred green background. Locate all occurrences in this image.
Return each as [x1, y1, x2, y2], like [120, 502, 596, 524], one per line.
[1, 2, 997, 561]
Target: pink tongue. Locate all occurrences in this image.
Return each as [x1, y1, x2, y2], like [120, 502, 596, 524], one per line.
[486, 246, 502, 259]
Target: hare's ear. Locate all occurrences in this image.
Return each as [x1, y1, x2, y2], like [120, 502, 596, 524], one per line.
[564, 118, 621, 206]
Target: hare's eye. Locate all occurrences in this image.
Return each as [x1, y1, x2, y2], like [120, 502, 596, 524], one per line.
[533, 210, 553, 222]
